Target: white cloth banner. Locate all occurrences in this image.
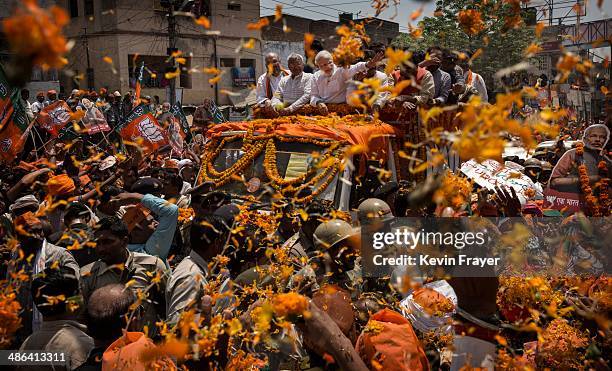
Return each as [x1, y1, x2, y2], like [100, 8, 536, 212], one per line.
[460, 159, 542, 204]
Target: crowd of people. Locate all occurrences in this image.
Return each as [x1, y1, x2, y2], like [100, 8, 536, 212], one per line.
[1, 35, 611, 371]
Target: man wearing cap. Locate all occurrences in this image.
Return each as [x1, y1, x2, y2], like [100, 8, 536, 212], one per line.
[81, 216, 168, 335]
[7, 212, 80, 345]
[31, 91, 46, 115]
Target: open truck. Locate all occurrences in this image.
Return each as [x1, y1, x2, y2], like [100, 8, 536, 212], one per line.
[198, 115, 398, 211]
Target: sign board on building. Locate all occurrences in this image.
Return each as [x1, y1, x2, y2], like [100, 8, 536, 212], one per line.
[231, 67, 256, 87]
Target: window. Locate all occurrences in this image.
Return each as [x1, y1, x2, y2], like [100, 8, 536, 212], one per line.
[196, 0, 211, 16]
[102, 0, 116, 11]
[180, 57, 192, 89]
[228, 2, 241, 11]
[220, 58, 236, 67]
[85, 0, 94, 16]
[69, 0, 78, 18]
[240, 59, 255, 68]
[128, 54, 171, 89]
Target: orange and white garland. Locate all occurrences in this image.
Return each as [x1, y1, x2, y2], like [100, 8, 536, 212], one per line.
[575, 142, 609, 216]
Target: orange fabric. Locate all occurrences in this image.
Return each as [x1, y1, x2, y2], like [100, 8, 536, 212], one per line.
[36, 100, 73, 137]
[119, 112, 168, 156]
[79, 175, 91, 187]
[47, 174, 76, 196]
[355, 309, 429, 371]
[102, 332, 176, 371]
[122, 205, 151, 232]
[0, 121, 27, 162]
[14, 211, 42, 229]
[392, 67, 427, 96]
[206, 118, 398, 160]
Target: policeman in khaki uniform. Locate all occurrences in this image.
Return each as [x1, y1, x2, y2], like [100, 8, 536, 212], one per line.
[81, 216, 168, 335]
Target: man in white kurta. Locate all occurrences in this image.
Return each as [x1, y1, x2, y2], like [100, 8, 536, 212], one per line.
[309, 50, 383, 114]
[256, 52, 287, 106]
[271, 53, 313, 115]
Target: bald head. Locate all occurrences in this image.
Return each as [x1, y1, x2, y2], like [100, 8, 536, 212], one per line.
[265, 52, 281, 76]
[86, 284, 136, 341]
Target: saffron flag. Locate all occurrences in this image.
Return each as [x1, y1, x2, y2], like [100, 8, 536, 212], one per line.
[0, 65, 31, 162]
[36, 100, 73, 137]
[134, 61, 144, 108]
[0, 67, 16, 133]
[117, 104, 168, 154]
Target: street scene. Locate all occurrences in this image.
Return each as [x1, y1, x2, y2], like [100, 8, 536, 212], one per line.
[0, 0, 610, 369]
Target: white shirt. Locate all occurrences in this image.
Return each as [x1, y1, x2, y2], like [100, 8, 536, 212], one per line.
[271, 72, 313, 112]
[465, 70, 488, 102]
[31, 101, 45, 114]
[310, 62, 368, 105]
[346, 70, 391, 107]
[256, 72, 284, 104]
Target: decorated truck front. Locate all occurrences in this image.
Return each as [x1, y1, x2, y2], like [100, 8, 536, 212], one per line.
[199, 115, 398, 210]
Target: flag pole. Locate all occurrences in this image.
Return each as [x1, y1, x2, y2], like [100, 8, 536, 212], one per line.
[21, 117, 39, 160]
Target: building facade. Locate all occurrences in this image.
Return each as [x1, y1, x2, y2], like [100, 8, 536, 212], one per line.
[58, 0, 263, 105]
[261, 13, 400, 68]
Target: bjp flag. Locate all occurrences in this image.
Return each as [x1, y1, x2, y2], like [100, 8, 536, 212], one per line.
[117, 104, 168, 155]
[0, 65, 31, 162]
[36, 100, 73, 137]
[0, 65, 16, 132]
[0, 98, 30, 162]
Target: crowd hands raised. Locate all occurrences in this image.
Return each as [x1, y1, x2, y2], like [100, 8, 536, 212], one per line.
[256, 43, 488, 118]
[0, 114, 610, 370]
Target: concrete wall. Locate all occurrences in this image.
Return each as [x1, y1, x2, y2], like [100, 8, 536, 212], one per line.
[58, 0, 264, 105]
[262, 41, 304, 68]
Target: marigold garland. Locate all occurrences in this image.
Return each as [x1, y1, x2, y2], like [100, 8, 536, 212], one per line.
[0, 290, 22, 349]
[177, 208, 195, 224]
[200, 118, 350, 203]
[575, 142, 608, 216]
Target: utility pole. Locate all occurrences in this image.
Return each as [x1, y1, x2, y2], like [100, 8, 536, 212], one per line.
[83, 27, 94, 90]
[167, 3, 177, 105]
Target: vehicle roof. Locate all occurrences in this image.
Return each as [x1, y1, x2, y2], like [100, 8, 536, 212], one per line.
[536, 140, 577, 150]
[206, 115, 398, 155]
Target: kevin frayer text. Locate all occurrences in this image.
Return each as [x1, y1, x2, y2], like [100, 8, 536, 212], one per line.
[372, 254, 501, 267]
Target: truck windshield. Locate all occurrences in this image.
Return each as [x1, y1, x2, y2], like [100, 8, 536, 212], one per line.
[211, 137, 340, 202]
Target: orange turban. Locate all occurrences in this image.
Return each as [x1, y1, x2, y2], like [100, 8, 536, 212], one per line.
[14, 211, 43, 231]
[47, 174, 76, 196]
[355, 309, 429, 371]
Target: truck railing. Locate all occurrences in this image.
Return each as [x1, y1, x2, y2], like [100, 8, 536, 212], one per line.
[254, 103, 465, 182]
